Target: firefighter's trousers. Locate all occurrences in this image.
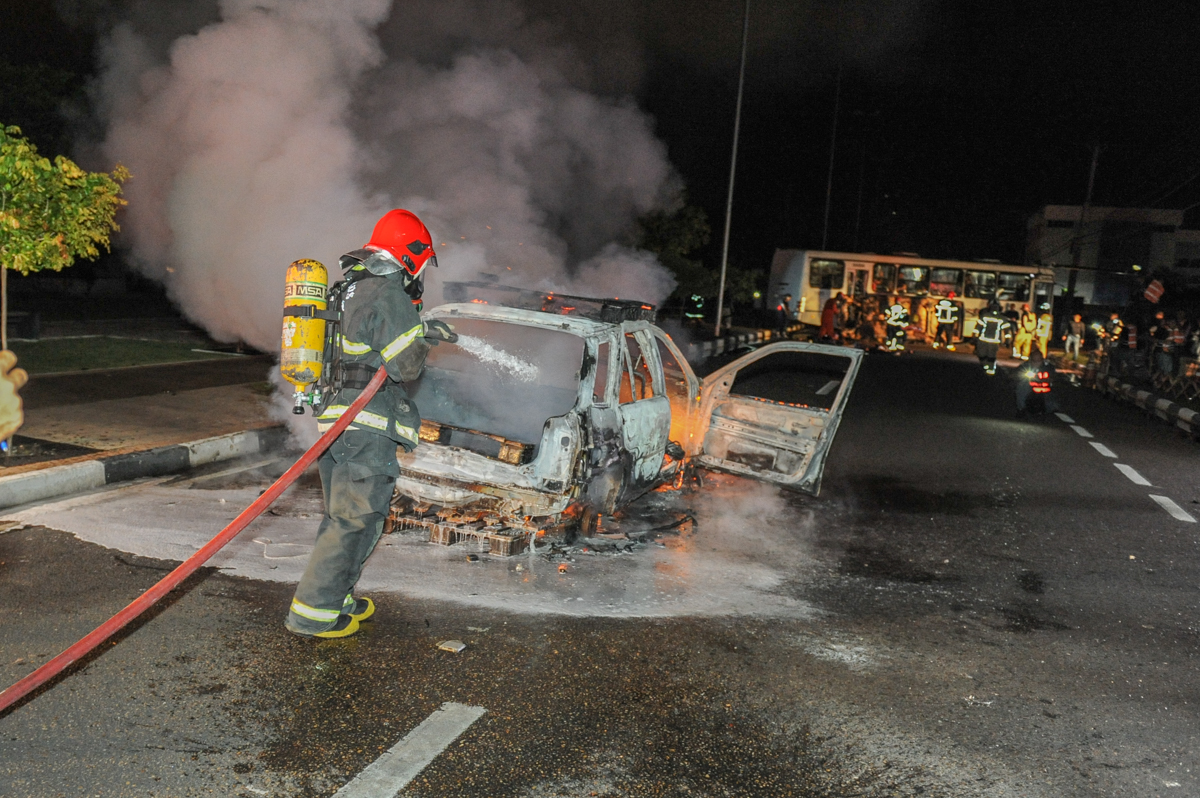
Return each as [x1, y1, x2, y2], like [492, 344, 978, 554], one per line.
[286, 429, 399, 635]
[1013, 330, 1033, 359]
[1035, 335, 1050, 359]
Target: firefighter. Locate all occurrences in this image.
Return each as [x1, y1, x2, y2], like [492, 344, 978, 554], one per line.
[1034, 302, 1054, 359]
[884, 299, 909, 352]
[933, 295, 960, 350]
[0, 350, 28, 442]
[973, 301, 1010, 375]
[1013, 304, 1036, 360]
[684, 293, 705, 326]
[286, 209, 457, 639]
[1015, 351, 1057, 416]
[1103, 312, 1124, 353]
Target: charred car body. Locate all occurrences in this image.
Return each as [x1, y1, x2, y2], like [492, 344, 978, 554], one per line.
[389, 283, 862, 554]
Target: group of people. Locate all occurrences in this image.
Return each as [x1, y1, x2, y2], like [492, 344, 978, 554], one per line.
[1090, 308, 1199, 378]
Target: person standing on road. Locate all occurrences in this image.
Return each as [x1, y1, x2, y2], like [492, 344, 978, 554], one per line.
[1034, 303, 1054, 359]
[884, 299, 909, 353]
[775, 293, 793, 340]
[1062, 313, 1085, 361]
[286, 209, 457, 639]
[973, 301, 1010, 375]
[1015, 351, 1057, 417]
[1013, 304, 1035, 360]
[933, 295, 960, 350]
[819, 293, 843, 342]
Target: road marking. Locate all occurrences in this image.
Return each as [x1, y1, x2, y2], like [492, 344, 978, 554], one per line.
[1114, 464, 1151, 486]
[1089, 442, 1118, 458]
[816, 379, 841, 396]
[1070, 425, 1093, 438]
[1148, 495, 1197, 523]
[333, 702, 486, 798]
[1055, 412, 1075, 423]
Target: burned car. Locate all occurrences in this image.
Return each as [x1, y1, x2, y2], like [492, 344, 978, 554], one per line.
[389, 283, 862, 555]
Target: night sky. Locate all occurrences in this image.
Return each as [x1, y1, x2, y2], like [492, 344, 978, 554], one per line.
[6, 0, 1200, 276]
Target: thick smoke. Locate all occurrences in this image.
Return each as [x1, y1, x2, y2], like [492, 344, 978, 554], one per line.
[97, 0, 680, 356]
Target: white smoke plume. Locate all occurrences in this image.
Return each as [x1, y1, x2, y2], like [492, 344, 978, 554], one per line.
[96, 0, 680, 358]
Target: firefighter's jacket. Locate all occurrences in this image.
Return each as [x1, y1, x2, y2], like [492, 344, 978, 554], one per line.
[1035, 314, 1053, 339]
[316, 272, 430, 450]
[975, 312, 1011, 344]
[935, 300, 960, 324]
[885, 304, 908, 327]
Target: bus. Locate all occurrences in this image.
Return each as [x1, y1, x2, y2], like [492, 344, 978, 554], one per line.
[769, 250, 1056, 341]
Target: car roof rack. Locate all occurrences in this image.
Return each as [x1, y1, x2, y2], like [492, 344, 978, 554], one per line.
[442, 280, 657, 323]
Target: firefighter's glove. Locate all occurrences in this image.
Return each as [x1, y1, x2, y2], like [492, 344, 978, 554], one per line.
[423, 319, 458, 345]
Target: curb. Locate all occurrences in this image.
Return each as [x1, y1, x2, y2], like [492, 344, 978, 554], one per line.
[684, 325, 802, 362]
[0, 426, 288, 510]
[1095, 376, 1199, 440]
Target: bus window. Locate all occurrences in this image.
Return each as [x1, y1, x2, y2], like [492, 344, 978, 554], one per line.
[872, 263, 896, 293]
[897, 266, 928, 295]
[963, 271, 996, 299]
[809, 259, 845, 289]
[996, 273, 1030, 302]
[929, 268, 961, 296]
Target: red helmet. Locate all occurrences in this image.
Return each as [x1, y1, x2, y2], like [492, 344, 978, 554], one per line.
[362, 209, 437, 278]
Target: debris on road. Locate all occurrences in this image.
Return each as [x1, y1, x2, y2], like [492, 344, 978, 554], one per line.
[437, 640, 467, 653]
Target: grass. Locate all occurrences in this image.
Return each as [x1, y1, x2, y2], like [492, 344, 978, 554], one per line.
[7, 336, 239, 375]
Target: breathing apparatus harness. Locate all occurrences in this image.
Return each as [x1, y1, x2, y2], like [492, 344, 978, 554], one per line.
[283, 251, 421, 414]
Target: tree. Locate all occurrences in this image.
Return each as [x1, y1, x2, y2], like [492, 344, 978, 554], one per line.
[637, 202, 714, 303]
[0, 125, 128, 347]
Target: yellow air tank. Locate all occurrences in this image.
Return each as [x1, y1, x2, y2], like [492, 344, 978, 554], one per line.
[280, 258, 328, 413]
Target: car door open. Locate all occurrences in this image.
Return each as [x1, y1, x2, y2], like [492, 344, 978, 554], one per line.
[696, 342, 863, 495]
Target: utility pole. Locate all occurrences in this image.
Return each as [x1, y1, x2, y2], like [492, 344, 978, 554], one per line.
[821, 64, 843, 251]
[714, 0, 750, 338]
[1065, 145, 1100, 313]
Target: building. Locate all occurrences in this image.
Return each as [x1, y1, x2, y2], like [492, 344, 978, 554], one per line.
[1025, 205, 1183, 306]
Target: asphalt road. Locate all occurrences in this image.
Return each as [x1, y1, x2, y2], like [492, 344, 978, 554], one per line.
[2, 348, 1198, 797]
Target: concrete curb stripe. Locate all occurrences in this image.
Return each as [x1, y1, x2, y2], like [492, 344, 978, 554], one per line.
[0, 460, 106, 508]
[0, 427, 281, 510]
[333, 703, 486, 798]
[1093, 376, 1198, 439]
[1149, 495, 1197, 523]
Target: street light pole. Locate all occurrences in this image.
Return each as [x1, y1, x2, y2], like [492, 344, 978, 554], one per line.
[821, 63, 843, 251]
[714, 0, 750, 338]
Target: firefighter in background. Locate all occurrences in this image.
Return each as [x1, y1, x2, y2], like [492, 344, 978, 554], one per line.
[884, 298, 909, 352]
[684, 294, 705, 326]
[973, 301, 1011, 375]
[1034, 302, 1054, 359]
[0, 350, 28, 442]
[1102, 312, 1124, 353]
[286, 209, 457, 639]
[932, 294, 960, 350]
[1015, 351, 1057, 416]
[1012, 303, 1036, 360]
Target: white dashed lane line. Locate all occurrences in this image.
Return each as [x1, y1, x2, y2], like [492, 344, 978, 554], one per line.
[1055, 412, 1196, 523]
[1149, 495, 1198, 523]
[332, 703, 487, 798]
[1114, 463, 1152, 486]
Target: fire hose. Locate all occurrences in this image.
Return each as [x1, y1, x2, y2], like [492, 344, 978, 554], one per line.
[0, 368, 389, 715]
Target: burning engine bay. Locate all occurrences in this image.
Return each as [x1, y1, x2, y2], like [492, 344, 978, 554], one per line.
[388, 287, 862, 557]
